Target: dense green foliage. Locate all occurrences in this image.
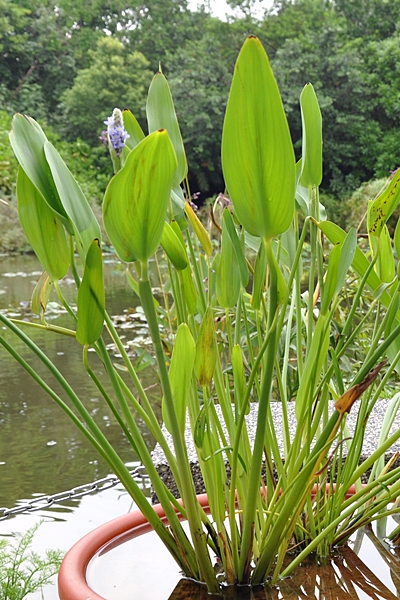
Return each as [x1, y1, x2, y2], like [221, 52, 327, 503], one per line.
[61, 37, 153, 143]
[1, 0, 400, 205]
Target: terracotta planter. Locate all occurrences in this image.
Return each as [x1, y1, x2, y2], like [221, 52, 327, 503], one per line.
[58, 493, 210, 600]
[58, 486, 359, 600]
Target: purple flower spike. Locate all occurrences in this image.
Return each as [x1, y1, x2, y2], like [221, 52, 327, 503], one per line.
[104, 108, 130, 157]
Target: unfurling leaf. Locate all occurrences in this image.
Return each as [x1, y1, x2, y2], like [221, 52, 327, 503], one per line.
[31, 271, 52, 319]
[162, 324, 195, 434]
[377, 225, 395, 283]
[252, 241, 267, 310]
[194, 307, 217, 386]
[300, 83, 322, 188]
[194, 405, 207, 449]
[321, 228, 356, 315]
[161, 220, 188, 270]
[185, 201, 213, 256]
[222, 209, 249, 288]
[216, 217, 240, 308]
[232, 345, 249, 415]
[170, 221, 198, 313]
[76, 239, 105, 345]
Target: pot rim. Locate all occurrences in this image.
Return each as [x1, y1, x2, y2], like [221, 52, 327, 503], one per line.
[57, 493, 210, 600]
[57, 486, 358, 600]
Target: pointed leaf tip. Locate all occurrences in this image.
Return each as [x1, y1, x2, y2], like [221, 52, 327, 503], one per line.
[222, 36, 295, 240]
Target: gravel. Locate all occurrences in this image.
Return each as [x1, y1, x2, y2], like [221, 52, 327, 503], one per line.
[151, 400, 400, 500]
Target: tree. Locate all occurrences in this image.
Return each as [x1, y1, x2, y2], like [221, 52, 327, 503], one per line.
[261, 0, 340, 57]
[263, 0, 400, 195]
[121, 0, 210, 71]
[166, 19, 244, 195]
[272, 29, 378, 194]
[61, 36, 153, 143]
[360, 34, 400, 176]
[0, 0, 77, 118]
[333, 0, 400, 41]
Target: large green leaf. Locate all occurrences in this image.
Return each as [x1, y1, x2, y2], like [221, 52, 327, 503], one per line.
[103, 130, 177, 263]
[44, 141, 101, 259]
[300, 83, 322, 188]
[10, 114, 72, 233]
[221, 36, 295, 240]
[146, 71, 187, 187]
[162, 323, 195, 434]
[17, 167, 69, 282]
[76, 239, 105, 345]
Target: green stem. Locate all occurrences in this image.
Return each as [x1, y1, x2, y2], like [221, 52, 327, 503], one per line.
[69, 234, 81, 288]
[252, 409, 342, 583]
[93, 334, 199, 575]
[139, 268, 220, 592]
[238, 238, 279, 583]
[0, 314, 186, 566]
[53, 281, 76, 322]
[9, 319, 76, 337]
[280, 472, 400, 579]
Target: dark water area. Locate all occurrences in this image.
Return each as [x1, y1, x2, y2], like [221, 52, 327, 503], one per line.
[0, 253, 159, 509]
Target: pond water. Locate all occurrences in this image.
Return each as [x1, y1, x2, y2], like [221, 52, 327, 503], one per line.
[2, 254, 400, 600]
[0, 252, 158, 598]
[0, 253, 160, 510]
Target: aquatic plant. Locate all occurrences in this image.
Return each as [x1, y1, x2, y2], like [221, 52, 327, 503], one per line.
[2, 35, 400, 593]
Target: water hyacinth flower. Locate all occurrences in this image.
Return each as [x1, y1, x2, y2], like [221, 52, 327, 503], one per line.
[104, 108, 130, 157]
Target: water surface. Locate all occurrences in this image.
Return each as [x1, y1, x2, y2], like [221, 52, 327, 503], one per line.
[0, 253, 159, 509]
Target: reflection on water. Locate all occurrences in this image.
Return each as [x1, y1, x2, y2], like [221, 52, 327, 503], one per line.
[88, 517, 400, 600]
[0, 253, 160, 509]
[169, 547, 400, 599]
